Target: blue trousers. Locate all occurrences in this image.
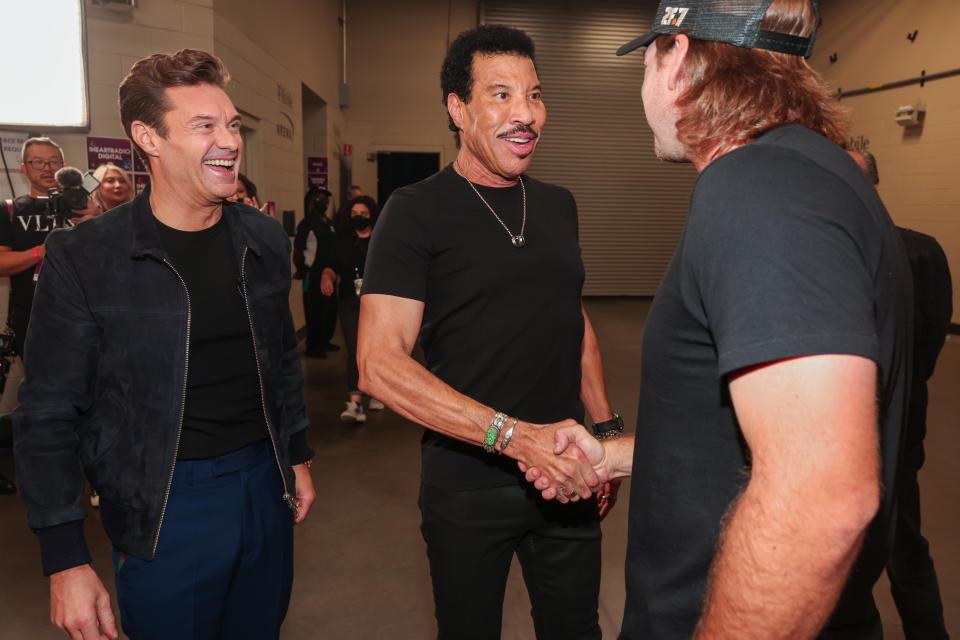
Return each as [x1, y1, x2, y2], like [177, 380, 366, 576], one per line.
[112, 441, 294, 640]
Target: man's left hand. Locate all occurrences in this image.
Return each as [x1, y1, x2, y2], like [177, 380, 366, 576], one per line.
[291, 463, 316, 524]
[597, 478, 622, 520]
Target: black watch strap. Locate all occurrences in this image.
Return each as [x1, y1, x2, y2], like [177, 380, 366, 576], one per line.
[592, 412, 623, 439]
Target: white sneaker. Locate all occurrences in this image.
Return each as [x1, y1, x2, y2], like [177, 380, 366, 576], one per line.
[368, 398, 385, 411]
[340, 400, 366, 423]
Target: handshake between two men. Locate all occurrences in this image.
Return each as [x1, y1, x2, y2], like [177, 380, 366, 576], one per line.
[514, 420, 633, 508]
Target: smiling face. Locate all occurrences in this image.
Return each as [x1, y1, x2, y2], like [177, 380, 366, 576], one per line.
[22, 143, 64, 195]
[147, 83, 242, 206]
[99, 169, 131, 209]
[451, 53, 545, 186]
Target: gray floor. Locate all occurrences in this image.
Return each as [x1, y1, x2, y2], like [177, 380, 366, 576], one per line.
[0, 297, 956, 639]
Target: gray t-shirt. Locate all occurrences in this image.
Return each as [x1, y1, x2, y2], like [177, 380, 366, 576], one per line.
[621, 125, 912, 639]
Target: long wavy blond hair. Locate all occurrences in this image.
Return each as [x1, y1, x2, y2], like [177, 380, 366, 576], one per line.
[91, 163, 134, 211]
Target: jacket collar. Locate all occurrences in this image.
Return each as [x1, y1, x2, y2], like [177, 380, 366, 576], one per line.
[129, 184, 262, 261]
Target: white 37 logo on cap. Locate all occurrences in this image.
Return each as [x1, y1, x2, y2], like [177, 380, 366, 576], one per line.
[661, 7, 690, 26]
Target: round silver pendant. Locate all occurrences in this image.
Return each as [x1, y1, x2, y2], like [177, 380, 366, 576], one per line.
[512, 235, 526, 248]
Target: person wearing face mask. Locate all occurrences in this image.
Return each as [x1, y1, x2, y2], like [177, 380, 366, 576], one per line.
[319, 195, 384, 422]
[90, 163, 134, 213]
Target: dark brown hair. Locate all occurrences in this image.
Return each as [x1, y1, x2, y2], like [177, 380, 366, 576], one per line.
[336, 195, 381, 237]
[118, 49, 230, 170]
[656, 0, 848, 164]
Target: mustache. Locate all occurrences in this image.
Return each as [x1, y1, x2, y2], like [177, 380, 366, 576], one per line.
[498, 124, 539, 139]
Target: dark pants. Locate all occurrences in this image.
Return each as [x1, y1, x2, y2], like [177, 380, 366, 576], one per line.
[303, 276, 337, 353]
[886, 386, 949, 640]
[112, 442, 294, 640]
[338, 295, 360, 392]
[420, 482, 602, 640]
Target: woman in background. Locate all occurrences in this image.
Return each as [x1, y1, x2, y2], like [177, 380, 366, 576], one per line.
[91, 163, 133, 213]
[229, 173, 260, 207]
[319, 195, 384, 423]
[87, 164, 133, 507]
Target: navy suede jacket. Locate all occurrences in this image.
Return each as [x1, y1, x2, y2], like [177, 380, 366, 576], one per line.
[13, 189, 310, 572]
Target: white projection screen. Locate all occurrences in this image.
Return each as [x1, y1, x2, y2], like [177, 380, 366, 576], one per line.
[0, 0, 89, 131]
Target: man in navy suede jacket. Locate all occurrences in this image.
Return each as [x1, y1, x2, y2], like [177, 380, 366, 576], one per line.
[14, 49, 315, 640]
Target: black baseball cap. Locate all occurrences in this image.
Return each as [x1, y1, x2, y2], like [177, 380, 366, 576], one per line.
[616, 0, 819, 59]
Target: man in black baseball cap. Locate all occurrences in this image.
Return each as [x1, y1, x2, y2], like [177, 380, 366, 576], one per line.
[525, 1, 913, 638]
[616, 0, 818, 58]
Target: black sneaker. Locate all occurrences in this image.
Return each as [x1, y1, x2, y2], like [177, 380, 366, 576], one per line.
[304, 349, 328, 359]
[324, 342, 341, 352]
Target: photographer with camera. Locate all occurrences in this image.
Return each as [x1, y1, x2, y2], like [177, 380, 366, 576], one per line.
[0, 137, 100, 357]
[0, 138, 98, 496]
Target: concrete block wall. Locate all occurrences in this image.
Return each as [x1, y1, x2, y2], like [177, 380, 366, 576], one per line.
[813, 0, 960, 323]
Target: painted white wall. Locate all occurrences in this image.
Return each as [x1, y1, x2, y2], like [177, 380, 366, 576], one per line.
[345, 0, 479, 197]
[813, 0, 960, 322]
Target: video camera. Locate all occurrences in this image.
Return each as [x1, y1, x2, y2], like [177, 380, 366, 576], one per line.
[45, 166, 100, 219]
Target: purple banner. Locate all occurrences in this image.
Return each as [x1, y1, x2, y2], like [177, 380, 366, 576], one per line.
[307, 173, 328, 188]
[133, 149, 147, 174]
[87, 137, 133, 172]
[135, 174, 150, 195]
[307, 156, 327, 173]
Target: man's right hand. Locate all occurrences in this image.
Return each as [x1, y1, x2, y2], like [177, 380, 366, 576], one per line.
[50, 564, 118, 640]
[520, 425, 612, 501]
[511, 420, 602, 501]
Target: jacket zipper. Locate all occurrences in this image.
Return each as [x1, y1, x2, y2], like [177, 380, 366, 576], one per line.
[151, 259, 191, 558]
[239, 246, 297, 513]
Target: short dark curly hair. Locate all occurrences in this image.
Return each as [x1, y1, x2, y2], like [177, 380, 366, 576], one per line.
[440, 25, 536, 147]
[337, 195, 381, 236]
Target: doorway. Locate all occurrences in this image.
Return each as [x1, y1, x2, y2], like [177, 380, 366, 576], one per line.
[376, 152, 440, 205]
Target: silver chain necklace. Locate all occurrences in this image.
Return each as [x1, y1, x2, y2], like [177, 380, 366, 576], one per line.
[455, 160, 526, 248]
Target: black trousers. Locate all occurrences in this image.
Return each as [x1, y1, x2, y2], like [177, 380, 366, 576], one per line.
[338, 295, 360, 393]
[303, 277, 337, 353]
[886, 386, 949, 640]
[419, 482, 602, 640]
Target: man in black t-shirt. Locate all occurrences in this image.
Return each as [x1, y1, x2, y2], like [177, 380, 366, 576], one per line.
[526, 3, 912, 639]
[0, 137, 100, 356]
[14, 50, 314, 639]
[0, 137, 98, 496]
[359, 25, 618, 640]
[849, 149, 951, 640]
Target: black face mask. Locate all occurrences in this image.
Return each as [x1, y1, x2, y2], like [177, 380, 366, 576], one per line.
[350, 215, 371, 231]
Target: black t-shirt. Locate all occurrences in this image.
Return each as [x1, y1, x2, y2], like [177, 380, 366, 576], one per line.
[363, 164, 585, 490]
[325, 234, 370, 299]
[155, 216, 268, 460]
[896, 227, 952, 381]
[620, 125, 912, 639]
[0, 196, 77, 352]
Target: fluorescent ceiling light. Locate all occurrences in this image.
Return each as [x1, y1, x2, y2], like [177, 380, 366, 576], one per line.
[0, 0, 89, 130]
